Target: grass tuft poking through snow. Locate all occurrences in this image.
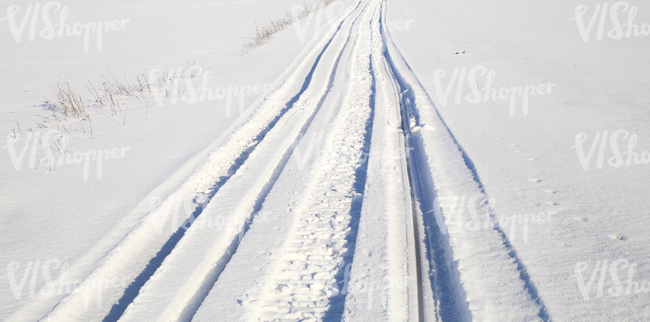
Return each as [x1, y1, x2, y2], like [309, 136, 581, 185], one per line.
[51, 77, 91, 121]
[240, 0, 336, 56]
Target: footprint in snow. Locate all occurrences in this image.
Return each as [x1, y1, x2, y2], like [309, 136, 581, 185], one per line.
[608, 234, 626, 241]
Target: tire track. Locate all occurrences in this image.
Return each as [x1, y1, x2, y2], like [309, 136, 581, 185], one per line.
[379, 0, 549, 320]
[23, 0, 552, 321]
[16, 4, 361, 322]
[114, 3, 367, 322]
[196, 1, 548, 321]
[194, 2, 427, 321]
[250, 6, 376, 321]
[202, 0, 549, 320]
[341, 2, 430, 320]
[378, 3, 465, 318]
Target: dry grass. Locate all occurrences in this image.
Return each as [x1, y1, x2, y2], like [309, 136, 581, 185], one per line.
[241, 0, 337, 56]
[26, 61, 199, 137]
[88, 80, 123, 115]
[51, 78, 91, 121]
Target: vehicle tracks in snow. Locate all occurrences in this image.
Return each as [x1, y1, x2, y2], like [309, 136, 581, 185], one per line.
[116, 2, 367, 322]
[253, 10, 374, 322]
[15, 2, 362, 322]
[195, 1, 426, 321]
[23, 0, 552, 321]
[379, 0, 551, 320]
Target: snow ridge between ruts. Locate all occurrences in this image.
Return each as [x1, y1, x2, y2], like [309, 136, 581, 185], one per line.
[341, 1, 423, 321]
[379, 0, 549, 320]
[21, 4, 358, 322]
[117, 3, 364, 322]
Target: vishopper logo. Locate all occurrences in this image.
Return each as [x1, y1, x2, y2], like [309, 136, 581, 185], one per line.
[147, 65, 271, 117]
[147, 193, 271, 235]
[265, 259, 411, 311]
[430, 65, 556, 117]
[276, 259, 352, 298]
[4, 130, 129, 181]
[346, 274, 411, 311]
[2, 1, 130, 53]
[289, 130, 414, 171]
[574, 259, 650, 300]
[429, 194, 555, 244]
[292, 1, 346, 43]
[289, 131, 326, 171]
[291, 1, 414, 43]
[571, 2, 650, 43]
[3, 259, 130, 309]
[384, 19, 415, 32]
[572, 129, 650, 171]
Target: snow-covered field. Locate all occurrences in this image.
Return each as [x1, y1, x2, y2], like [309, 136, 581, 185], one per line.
[2, 0, 649, 321]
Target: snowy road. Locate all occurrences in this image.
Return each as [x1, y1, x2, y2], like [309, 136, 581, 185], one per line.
[7, 1, 559, 321]
[5, 0, 650, 320]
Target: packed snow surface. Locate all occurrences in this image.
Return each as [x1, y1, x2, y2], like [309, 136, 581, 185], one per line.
[2, 0, 650, 321]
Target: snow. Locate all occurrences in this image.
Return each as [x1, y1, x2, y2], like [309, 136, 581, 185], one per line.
[2, 0, 650, 321]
